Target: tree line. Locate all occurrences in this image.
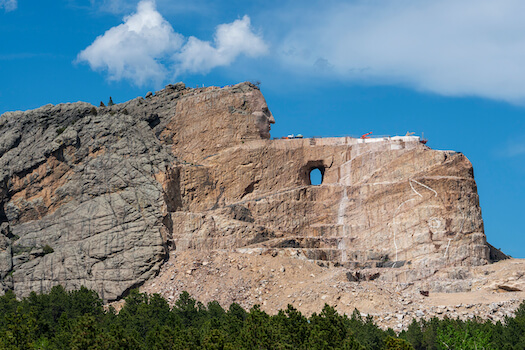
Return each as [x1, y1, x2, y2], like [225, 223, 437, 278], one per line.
[0, 285, 524, 349]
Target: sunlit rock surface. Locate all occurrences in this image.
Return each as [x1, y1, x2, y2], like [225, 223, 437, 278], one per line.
[0, 82, 495, 300]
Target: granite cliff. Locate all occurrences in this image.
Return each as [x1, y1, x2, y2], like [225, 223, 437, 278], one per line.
[0, 82, 504, 302]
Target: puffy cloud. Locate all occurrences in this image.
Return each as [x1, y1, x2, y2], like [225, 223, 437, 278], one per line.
[175, 16, 268, 74]
[0, 0, 17, 12]
[279, 0, 525, 104]
[77, 0, 182, 86]
[77, 1, 267, 86]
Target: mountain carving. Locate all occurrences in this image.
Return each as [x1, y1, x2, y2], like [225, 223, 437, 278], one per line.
[0, 82, 501, 301]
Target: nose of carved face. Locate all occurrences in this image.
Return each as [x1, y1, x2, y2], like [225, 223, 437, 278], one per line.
[267, 112, 275, 124]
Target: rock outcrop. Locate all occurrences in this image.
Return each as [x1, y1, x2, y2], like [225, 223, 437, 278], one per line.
[0, 82, 497, 300]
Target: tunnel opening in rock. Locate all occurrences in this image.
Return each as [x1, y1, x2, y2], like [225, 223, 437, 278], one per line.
[301, 161, 326, 186]
[309, 168, 323, 185]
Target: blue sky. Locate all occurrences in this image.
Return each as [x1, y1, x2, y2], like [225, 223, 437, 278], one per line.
[1, 0, 524, 257]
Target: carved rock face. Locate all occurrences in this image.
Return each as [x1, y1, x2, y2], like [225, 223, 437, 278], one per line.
[0, 82, 492, 300]
[250, 94, 275, 139]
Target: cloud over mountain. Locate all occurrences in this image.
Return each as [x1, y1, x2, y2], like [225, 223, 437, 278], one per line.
[175, 16, 268, 75]
[77, 0, 267, 86]
[278, 0, 525, 104]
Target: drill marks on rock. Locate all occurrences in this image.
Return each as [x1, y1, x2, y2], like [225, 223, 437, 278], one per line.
[337, 186, 349, 262]
[410, 178, 438, 198]
[228, 185, 309, 207]
[392, 199, 416, 263]
[392, 179, 439, 264]
[443, 205, 469, 261]
[337, 152, 354, 263]
[443, 238, 453, 258]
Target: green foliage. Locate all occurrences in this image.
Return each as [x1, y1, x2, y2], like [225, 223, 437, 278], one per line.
[435, 320, 492, 350]
[401, 319, 424, 349]
[42, 244, 54, 255]
[56, 127, 66, 135]
[237, 304, 276, 349]
[347, 308, 387, 350]
[307, 304, 351, 349]
[0, 287, 524, 349]
[108, 96, 114, 106]
[0, 306, 38, 349]
[89, 107, 98, 116]
[384, 336, 414, 350]
[272, 304, 310, 348]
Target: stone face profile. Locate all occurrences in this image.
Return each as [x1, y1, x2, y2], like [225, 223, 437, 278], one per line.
[0, 82, 496, 300]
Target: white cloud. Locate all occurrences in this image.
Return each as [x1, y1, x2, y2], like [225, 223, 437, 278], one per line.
[0, 0, 17, 12]
[175, 16, 268, 74]
[77, 0, 182, 86]
[278, 0, 525, 104]
[77, 1, 267, 86]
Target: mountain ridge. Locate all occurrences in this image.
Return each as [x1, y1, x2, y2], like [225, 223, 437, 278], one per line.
[0, 82, 517, 321]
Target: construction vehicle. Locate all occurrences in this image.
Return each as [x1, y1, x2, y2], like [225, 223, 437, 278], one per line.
[361, 132, 373, 139]
[283, 134, 304, 139]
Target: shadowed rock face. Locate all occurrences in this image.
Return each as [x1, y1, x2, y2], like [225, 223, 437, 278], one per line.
[0, 82, 493, 300]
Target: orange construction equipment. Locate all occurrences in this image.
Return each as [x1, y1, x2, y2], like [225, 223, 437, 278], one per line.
[361, 132, 373, 139]
[420, 131, 428, 144]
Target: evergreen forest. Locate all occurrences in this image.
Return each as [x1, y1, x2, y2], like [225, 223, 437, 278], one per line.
[0, 285, 524, 349]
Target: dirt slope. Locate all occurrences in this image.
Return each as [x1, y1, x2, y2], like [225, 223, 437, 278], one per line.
[141, 251, 524, 330]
